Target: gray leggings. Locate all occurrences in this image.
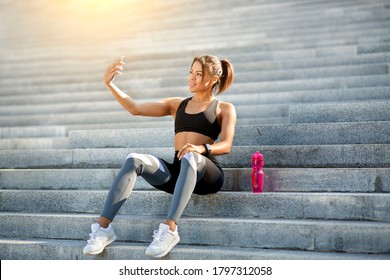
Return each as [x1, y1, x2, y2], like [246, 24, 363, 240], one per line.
[101, 151, 224, 223]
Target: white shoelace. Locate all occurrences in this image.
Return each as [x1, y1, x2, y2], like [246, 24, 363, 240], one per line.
[87, 228, 99, 244]
[152, 229, 168, 243]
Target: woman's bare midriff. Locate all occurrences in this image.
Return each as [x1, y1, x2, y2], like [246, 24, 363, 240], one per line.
[174, 131, 214, 151]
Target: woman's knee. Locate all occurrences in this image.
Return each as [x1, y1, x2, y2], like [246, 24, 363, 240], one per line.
[181, 152, 197, 168]
[182, 151, 203, 163]
[123, 153, 144, 175]
[125, 152, 143, 162]
[125, 152, 160, 166]
[182, 151, 194, 160]
[124, 153, 170, 182]
[181, 152, 205, 174]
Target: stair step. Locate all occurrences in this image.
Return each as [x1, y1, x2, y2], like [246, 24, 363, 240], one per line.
[291, 101, 390, 123]
[0, 104, 287, 126]
[1, 145, 389, 169]
[1, 73, 390, 97]
[0, 112, 172, 127]
[67, 122, 390, 149]
[1, 64, 387, 88]
[1, 86, 389, 108]
[2, 52, 390, 81]
[220, 87, 390, 106]
[1, 238, 388, 260]
[0, 101, 389, 127]
[1, 213, 389, 254]
[0, 137, 69, 150]
[1, 190, 389, 221]
[100, 32, 390, 57]
[2, 22, 389, 60]
[1, 167, 388, 193]
[0, 98, 288, 119]
[2, 19, 389, 56]
[240, 53, 390, 72]
[0, 125, 67, 138]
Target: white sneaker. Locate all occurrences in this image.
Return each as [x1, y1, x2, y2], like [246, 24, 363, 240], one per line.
[83, 223, 117, 255]
[145, 223, 180, 258]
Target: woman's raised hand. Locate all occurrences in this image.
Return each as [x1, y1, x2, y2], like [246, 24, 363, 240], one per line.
[104, 56, 125, 86]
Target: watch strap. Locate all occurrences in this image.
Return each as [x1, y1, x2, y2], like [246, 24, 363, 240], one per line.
[202, 144, 211, 155]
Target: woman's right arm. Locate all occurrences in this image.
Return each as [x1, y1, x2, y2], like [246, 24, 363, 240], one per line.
[104, 57, 181, 117]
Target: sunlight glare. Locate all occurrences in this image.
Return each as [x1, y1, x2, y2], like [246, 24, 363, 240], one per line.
[38, 0, 155, 44]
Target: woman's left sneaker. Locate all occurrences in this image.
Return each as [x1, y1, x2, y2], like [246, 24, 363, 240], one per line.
[145, 223, 180, 258]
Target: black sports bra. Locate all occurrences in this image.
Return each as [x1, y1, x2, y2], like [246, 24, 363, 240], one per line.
[174, 97, 221, 141]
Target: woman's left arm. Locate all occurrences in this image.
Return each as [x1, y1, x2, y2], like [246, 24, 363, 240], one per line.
[208, 102, 237, 155]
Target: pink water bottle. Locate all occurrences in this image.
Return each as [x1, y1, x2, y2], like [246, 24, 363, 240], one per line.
[251, 151, 264, 193]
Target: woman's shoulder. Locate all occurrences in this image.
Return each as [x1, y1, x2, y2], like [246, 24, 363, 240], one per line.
[160, 97, 185, 103]
[159, 97, 185, 107]
[217, 100, 236, 111]
[216, 100, 236, 121]
[159, 97, 185, 114]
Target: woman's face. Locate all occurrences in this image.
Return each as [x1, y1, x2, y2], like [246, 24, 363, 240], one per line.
[188, 61, 215, 93]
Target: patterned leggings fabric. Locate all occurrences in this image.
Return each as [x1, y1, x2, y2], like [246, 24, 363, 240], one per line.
[101, 151, 224, 223]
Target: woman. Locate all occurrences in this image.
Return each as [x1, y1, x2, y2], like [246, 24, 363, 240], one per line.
[83, 54, 236, 258]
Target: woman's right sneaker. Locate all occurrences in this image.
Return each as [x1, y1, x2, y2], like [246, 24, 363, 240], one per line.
[83, 223, 117, 255]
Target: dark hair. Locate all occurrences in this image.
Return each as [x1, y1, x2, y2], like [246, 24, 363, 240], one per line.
[191, 55, 234, 94]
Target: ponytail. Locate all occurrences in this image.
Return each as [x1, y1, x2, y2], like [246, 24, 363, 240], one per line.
[217, 59, 234, 94]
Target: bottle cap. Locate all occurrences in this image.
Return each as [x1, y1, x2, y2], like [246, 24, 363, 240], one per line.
[252, 151, 263, 160]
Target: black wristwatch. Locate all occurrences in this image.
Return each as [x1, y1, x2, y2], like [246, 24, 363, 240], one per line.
[202, 144, 211, 156]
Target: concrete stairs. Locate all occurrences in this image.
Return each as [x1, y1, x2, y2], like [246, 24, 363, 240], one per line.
[0, 0, 389, 259]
